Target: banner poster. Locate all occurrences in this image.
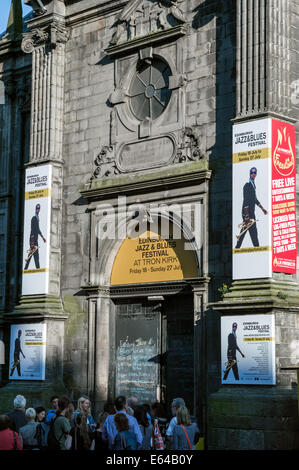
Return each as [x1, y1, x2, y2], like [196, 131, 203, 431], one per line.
[9, 323, 47, 381]
[221, 314, 276, 385]
[21, 165, 52, 296]
[232, 118, 297, 279]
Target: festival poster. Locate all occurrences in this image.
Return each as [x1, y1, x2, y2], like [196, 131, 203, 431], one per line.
[271, 120, 297, 274]
[221, 315, 276, 385]
[232, 119, 272, 279]
[9, 324, 47, 381]
[21, 165, 52, 296]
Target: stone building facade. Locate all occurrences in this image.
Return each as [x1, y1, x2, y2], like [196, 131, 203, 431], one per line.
[0, 0, 298, 450]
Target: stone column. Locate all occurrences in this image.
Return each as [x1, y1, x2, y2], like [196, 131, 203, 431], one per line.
[208, 0, 299, 450]
[0, 10, 69, 404]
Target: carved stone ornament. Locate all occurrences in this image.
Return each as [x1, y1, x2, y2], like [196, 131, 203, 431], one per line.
[21, 28, 49, 53]
[175, 127, 204, 163]
[21, 23, 69, 54]
[110, 0, 186, 46]
[90, 146, 120, 182]
[24, 0, 47, 16]
[16, 76, 32, 110]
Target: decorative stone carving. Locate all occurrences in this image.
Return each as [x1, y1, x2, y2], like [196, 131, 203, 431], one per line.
[21, 23, 69, 54]
[175, 127, 204, 163]
[21, 28, 49, 53]
[24, 0, 47, 16]
[110, 0, 186, 46]
[16, 76, 31, 110]
[90, 146, 119, 182]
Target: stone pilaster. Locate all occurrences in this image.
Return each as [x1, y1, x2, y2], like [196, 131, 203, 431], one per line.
[236, 0, 291, 120]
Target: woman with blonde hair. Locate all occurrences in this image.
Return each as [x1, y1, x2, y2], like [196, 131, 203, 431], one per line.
[73, 397, 96, 432]
[171, 405, 199, 450]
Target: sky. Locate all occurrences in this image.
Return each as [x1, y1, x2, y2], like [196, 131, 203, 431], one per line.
[0, 0, 32, 34]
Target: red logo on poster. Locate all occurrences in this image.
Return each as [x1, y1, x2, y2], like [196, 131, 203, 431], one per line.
[273, 126, 295, 177]
[272, 120, 297, 274]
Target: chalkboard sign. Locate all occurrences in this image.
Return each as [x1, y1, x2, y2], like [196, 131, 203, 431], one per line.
[115, 304, 160, 404]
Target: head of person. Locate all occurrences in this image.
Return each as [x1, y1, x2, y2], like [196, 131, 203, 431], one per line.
[171, 398, 185, 416]
[14, 395, 26, 411]
[151, 401, 167, 418]
[35, 406, 46, 423]
[250, 167, 257, 180]
[57, 396, 70, 416]
[128, 397, 138, 408]
[134, 405, 148, 427]
[114, 412, 129, 432]
[75, 412, 91, 449]
[0, 415, 12, 431]
[114, 395, 127, 412]
[66, 402, 75, 420]
[97, 411, 109, 430]
[36, 203, 40, 215]
[103, 402, 115, 415]
[176, 405, 191, 427]
[232, 322, 238, 333]
[18, 330, 22, 338]
[50, 395, 59, 411]
[25, 408, 36, 423]
[77, 396, 91, 415]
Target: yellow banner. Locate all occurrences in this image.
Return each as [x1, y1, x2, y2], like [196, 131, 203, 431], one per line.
[233, 246, 271, 254]
[233, 147, 271, 164]
[22, 268, 49, 274]
[25, 188, 51, 200]
[110, 230, 198, 286]
[243, 337, 274, 342]
[24, 342, 46, 346]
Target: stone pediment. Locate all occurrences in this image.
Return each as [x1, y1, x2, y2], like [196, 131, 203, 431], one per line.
[109, 0, 187, 50]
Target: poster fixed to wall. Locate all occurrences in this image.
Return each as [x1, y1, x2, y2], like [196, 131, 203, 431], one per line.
[22, 165, 52, 296]
[221, 315, 275, 385]
[9, 323, 47, 381]
[232, 118, 297, 279]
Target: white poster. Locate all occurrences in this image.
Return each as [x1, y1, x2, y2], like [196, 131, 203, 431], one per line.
[9, 323, 47, 381]
[232, 118, 272, 279]
[221, 315, 276, 385]
[22, 165, 52, 295]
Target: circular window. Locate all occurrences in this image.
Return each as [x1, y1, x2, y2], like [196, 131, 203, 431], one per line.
[129, 58, 172, 121]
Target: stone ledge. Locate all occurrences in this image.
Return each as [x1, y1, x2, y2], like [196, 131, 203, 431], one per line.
[3, 295, 68, 321]
[80, 160, 211, 200]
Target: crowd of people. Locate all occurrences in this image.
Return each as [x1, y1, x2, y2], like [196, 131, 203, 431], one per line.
[0, 393, 200, 451]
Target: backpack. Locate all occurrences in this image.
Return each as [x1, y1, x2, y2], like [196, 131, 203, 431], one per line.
[34, 423, 46, 450]
[47, 416, 64, 450]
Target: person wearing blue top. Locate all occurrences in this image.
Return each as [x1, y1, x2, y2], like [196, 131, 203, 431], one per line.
[45, 396, 59, 425]
[73, 396, 96, 432]
[102, 396, 143, 449]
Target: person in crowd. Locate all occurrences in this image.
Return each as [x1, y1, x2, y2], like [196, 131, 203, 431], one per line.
[68, 412, 94, 450]
[52, 396, 71, 450]
[165, 397, 185, 448]
[73, 396, 96, 432]
[127, 396, 138, 416]
[66, 402, 75, 428]
[6, 395, 27, 432]
[103, 402, 115, 415]
[172, 405, 199, 450]
[102, 395, 142, 449]
[151, 401, 168, 441]
[142, 403, 152, 426]
[94, 411, 109, 451]
[134, 405, 152, 450]
[35, 406, 48, 449]
[19, 408, 39, 450]
[0, 414, 22, 450]
[112, 412, 137, 450]
[45, 395, 59, 425]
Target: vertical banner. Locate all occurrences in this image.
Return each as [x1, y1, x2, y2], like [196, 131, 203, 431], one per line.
[22, 165, 52, 296]
[272, 120, 297, 273]
[9, 323, 47, 381]
[232, 119, 272, 279]
[233, 118, 297, 279]
[221, 315, 276, 385]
